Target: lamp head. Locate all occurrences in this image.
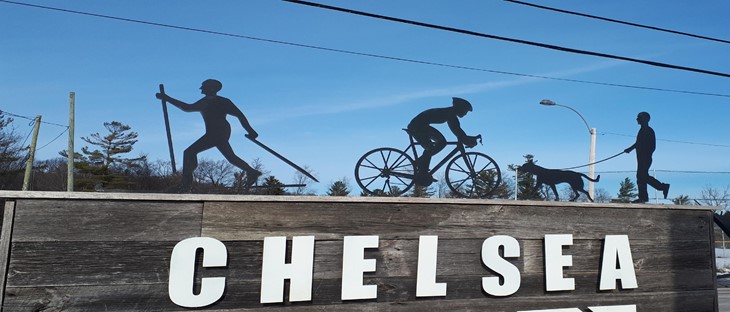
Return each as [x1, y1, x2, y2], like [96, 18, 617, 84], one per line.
[539, 99, 556, 106]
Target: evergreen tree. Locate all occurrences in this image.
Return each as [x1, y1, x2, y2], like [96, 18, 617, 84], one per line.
[326, 179, 351, 196]
[259, 175, 286, 195]
[613, 177, 638, 203]
[360, 186, 402, 197]
[63, 121, 145, 191]
[509, 154, 544, 200]
[409, 185, 435, 198]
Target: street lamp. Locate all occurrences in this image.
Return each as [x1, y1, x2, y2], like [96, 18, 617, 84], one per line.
[539, 99, 597, 200]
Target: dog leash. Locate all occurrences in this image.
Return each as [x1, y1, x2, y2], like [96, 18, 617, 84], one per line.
[560, 151, 625, 170]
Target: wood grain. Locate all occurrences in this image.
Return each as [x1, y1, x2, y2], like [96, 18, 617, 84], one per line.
[0, 195, 717, 311]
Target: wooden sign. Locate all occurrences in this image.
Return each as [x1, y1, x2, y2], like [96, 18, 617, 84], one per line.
[0, 191, 719, 311]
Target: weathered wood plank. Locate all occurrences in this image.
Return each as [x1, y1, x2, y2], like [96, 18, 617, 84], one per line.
[0, 196, 716, 311]
[6, 241, 176, 287]
[11, 199, 203, 242]
[0, 190, 720, 212]
[2, 285, 717, 312]
[203, 202, 712, 241]
[0, 200, 16, 310]
[6, 238, 713, 290]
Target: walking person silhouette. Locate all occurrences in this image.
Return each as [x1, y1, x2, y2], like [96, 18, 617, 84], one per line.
[624, 111, 670, 203]
[156, 79, 262, 192]
[407, 97, 479, 185]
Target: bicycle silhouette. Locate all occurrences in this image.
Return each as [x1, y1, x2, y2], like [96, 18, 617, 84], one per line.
[355, 129, 502, 198]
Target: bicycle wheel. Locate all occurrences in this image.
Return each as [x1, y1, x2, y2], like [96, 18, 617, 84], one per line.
[355, 147, 415, 196]
[445, 152, 501, 198]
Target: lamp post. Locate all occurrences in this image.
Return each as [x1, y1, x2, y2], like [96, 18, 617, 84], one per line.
[539, 99, 596, 199]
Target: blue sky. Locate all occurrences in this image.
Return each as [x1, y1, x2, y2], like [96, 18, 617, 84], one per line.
[1, 0, 729, 200]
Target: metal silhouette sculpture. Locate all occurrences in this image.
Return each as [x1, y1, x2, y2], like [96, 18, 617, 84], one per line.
[355, 97, 501, 198]
[156, 79, 262, 192]
[408, 97, 480, 177]
[623, 111, 670, 203]
[518, 160, 600, 202]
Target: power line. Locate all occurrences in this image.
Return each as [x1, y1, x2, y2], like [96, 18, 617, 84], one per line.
[36, 127, 69, 151]
[601, 132, 730, 148]
[284, 0, 730, 79]
[504, 0, 730, 45]
[18, 120, 34, 148]
[598, 170, 730, 174]
[0, 109, 69, 128]
[2, 1, 730, 99]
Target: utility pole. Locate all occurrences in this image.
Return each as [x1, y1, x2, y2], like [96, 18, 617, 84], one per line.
[67, 92, 75, 191]
[22, 115, 42, 191]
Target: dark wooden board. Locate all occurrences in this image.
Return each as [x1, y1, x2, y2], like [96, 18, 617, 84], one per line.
[12, 199, 203, 242]
[0, 196, 717, 311]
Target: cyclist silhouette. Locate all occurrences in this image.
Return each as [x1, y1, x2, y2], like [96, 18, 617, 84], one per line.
[624, 111, 670, 203]
[156, 79, 261, 192]
[407, 97, 479, 184]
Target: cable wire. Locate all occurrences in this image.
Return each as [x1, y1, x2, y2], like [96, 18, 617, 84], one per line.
[0, 109, 68, 128]
[284, 0, 730, 79]
[18, 120, 34, 148]
[504, 0, 730, 45]
[560, 151, 624, 170]
[2, 1, 730, 98]
[601, 132, 730, 148]
[36, 127, 69, 151]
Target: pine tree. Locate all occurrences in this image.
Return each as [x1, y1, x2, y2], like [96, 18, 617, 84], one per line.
[409, 185, 435, 198]
[613, 177, 638, 203]
[326, 179, 351, 196]
[64, 121, 145, 191]
[509, 154, 545, 200]
[259, 176, 286, 195]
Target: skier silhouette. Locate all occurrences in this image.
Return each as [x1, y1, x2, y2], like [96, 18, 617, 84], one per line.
[407, 97, 479, 185]
[156, 79, 261, 192]
[624, 111, 670, 203]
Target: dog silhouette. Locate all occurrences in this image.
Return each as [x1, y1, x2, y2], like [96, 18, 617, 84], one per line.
[518, 161, 600, 202]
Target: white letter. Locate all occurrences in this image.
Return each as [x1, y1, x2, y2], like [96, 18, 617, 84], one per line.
[519, 306, 636, 312]
[589, 305, 637, 312]
[416, 235, 446, 297]
[544, 234, 575, 291]
[599, 235, 638, 290]
[481, 235, 521, 296]
[341, 235, 379, 300]
[260, 236, 316, 303]
[169, 237, 227, 308]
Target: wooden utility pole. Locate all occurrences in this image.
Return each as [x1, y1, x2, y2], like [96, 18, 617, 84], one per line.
[22, 115, 41, 191]
[67, 92, 75, 191]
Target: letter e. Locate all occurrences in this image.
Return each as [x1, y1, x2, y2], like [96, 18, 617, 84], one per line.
[341, 235, 379, 300]
[544, 234, 575, 291]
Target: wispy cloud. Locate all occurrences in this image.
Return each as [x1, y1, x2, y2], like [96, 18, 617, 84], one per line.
[254, 60, 623, 124]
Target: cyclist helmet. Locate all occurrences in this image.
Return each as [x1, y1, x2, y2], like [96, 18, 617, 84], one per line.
[452, 97, 473, 113]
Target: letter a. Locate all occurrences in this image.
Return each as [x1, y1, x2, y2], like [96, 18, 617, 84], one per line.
[599, 235, 638, 290]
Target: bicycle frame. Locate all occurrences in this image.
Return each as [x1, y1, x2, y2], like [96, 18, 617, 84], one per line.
[405, 135, 469, 176]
